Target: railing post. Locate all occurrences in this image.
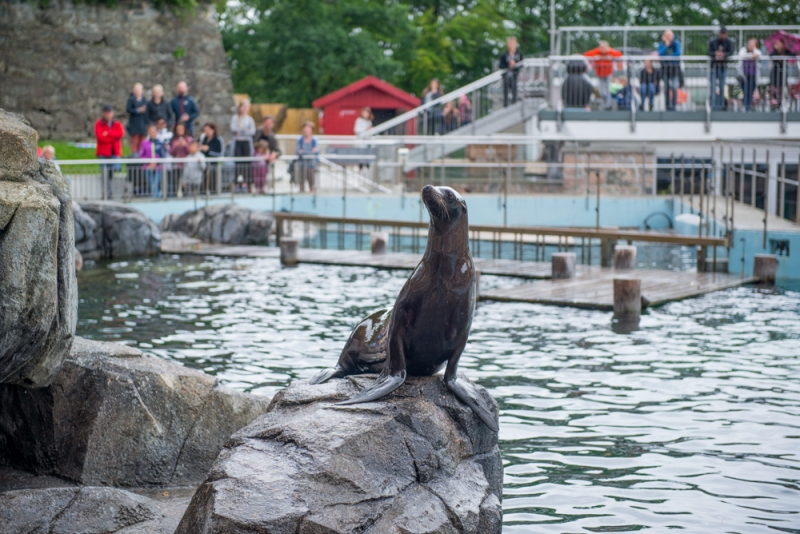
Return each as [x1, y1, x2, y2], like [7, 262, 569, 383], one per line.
[797, 152, 800, 224]
[216, 161, 222, 196]
[751, 148, 756, 208]
[779, 151, 786, 220]
[162, 167, 167, 200]
[342, 164, 347, 219]
[763, 150, 769, 249]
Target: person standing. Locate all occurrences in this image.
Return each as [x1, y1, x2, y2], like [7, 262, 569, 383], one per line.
[169, 123, 192, 197]
[499, 36, 524, 107]
[658, 30, 682, 111]
[170, 81, 199, 136]
[230, 100, 256, 191]
[295, 121, 318, 193]
[584, 40, 623, 110]
[707, 26, 735, 111]
[353, 107, 373, 135]
[254, 115, 282, 162]
[738, 38, 762, 111]
[182, 141, 206, 198]
[146, 84, 173, 129]
[422, 79, 443, 134]
[126, 83, 148, 153]
[769, 38, 794, 111]
[639, 59, 661, 111]
[95, 105, 124, 199]
[199, 122, 224, 192]
[138, 124, 166, 198]
[561, 58, 593, 109]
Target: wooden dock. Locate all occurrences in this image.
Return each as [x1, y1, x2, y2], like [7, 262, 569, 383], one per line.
[161, 239, 757, 309]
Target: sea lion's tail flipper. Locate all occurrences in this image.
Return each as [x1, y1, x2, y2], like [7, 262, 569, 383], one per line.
[336, 369, 407, 405]
[309, 365, 346, 385]
[445, 377, 500, 432]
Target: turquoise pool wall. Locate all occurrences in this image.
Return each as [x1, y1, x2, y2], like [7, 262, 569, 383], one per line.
[134, 194, 799, 278]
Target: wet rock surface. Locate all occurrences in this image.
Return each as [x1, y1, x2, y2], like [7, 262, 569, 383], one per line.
[0, 337, 270, 487]
[160, 203, 274, 246]
[0, 109, 77, 388]
[77, 201, 161, 259]
[176, 375, 503, 534]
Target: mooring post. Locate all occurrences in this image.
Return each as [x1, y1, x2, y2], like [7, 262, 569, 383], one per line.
[697, 245, 706, 273]
[600, 238, 613, 268]
[614, 278, 641, 319]
[371, 231, 388, 254]
[551, 252, 577, 279]
[753, 254, 778, 284]
[614, 245, 636, 270]
[280, 238, 299, 267]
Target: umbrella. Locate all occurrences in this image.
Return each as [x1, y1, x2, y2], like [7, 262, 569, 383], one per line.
[764, 30, 800, 55]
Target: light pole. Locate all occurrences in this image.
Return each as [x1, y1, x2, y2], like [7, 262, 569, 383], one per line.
[550, 0, 556, 55]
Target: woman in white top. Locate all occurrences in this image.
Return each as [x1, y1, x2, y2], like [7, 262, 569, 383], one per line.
[354, 107, 373, 135]
[738, 38, 762, 111]
[230, 100, 256, 190]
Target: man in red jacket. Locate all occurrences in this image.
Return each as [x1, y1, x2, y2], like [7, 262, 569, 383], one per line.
[95, 105, 124, 199]
[584, 41, 624, 110]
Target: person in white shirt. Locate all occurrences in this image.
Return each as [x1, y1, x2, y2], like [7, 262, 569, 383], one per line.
[354, 107, 373, 135]
[230, 100, 256, 190]
[181, 141, 207, 197]
[738, 38, 762, 111]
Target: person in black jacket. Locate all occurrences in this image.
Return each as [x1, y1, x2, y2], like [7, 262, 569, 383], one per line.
[125, 83, 148, 153]
[170, 81, 200, 136]
[639, 59, 662, 111]
[499, 36, 523, 107]
[561, 59, 593, 109]
[199, 122, 224, 192]
[146, 84, 174, 129]
[707, 26, 735, 110]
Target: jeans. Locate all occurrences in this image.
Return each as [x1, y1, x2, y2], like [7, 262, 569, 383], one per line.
[709, 67, 727, 110]
[640, 83, 658, 110]
[664, 76, 679, 110]
[503, 71, 518, 107]
[146, 169, 161, 198]
[741, 73, 757, 111]
[98, 155, 119, 199]
[597, 76, 612, 110]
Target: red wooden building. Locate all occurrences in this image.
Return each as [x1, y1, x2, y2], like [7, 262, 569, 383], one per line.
[312, 76, 420, 135]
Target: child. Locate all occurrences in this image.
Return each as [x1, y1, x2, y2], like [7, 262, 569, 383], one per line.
[138, 124, 166, 198]
[156, 118, 173, 146]
[252, 140, 270, 194]
[182, 141, 206, 197]
[40, 145, 60, 173]
[613, 76, 633, 110]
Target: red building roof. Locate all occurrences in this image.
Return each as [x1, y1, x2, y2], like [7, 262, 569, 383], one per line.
[312, 76, 420, 109]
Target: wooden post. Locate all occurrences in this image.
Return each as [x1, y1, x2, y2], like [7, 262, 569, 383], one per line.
[371, 231, 388, 254]
[600, 238, 613, 268]
[613, 245, 636, 270]
[614, 278, 641, 319]
[753, 254, 778, 284]
[280, 238, 299, 267]
[551, 252, 577, 279]
[697, 245, 706, 273]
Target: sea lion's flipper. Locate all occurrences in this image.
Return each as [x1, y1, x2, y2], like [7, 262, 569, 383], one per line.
[309, 365, 346, 385]
[336, 369, 407, 405]
[445, 376, 499, 432]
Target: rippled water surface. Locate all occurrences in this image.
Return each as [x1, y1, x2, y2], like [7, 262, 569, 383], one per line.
[77, 255, 800, 533]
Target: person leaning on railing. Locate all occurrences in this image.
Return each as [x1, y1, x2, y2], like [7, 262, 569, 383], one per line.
[658, 30, 682, 111]
[707, 26, 735, 111]
[737, 38, 762, 112]
[769, 38, 795, 111]
[584, 40, 623, 111]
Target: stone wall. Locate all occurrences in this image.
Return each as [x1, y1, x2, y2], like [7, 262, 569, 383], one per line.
[0, 0, 234, 140]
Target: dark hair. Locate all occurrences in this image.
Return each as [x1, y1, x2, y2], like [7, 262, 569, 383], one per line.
[173, 122, 186, 136]
[203, 122, 217, 135]
[719, 25, 727, 34]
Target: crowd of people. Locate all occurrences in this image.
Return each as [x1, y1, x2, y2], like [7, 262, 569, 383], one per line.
[92, 81, 285, 198]
[561, 26, 795, 112]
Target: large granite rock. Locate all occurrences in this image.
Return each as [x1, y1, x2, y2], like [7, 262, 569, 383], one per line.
[78, 201, 161, 259]
[0, 486, 181, 534]
[0, 109, 77, 388]
[73, 201, 99, 260]
[0, 337, 270, 487]
[160, 203, 273, 246]
[176, 375, 503, 534]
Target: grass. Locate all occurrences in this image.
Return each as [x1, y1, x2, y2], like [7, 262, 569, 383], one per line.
[39, 140, 132, 173]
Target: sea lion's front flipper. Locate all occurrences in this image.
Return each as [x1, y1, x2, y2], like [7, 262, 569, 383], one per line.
[309, 365, 346, 385]
[445, 376, 499, 432]
[336, 368, 407, 405]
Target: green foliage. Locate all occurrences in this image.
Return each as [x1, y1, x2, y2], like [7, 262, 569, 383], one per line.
[222, 0, 800, 107]
[173, 46, 188, 59]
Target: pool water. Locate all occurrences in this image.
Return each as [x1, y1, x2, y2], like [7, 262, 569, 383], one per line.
[77, 255, 800, 533]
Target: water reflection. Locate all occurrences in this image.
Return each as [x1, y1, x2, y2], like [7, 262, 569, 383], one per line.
[77, 255, 800, 532]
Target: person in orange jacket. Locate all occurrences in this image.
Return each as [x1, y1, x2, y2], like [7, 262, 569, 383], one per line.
[584, 41, 624, 110]
[95, 105, 125, 199]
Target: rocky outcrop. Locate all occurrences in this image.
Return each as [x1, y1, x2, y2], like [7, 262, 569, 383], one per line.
[0, 337, 271, 487]
[176, 375, 503, 534]
[0, 1, 234, 139]
[0, 109, 77, 388]
[160, 203, 274, 246]
[78, 201, 161, 259]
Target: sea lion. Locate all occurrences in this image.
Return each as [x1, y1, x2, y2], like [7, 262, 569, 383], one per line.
[337, 185, 498, 432]
[309, 307, 392, 385]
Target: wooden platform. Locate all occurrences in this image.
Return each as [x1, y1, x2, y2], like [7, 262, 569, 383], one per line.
[480, 270, 758, 310]
[161, 240, 757, 309]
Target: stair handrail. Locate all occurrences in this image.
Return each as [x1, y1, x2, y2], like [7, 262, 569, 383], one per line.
[360, 58, 549, 138]
[318, 156, 392, 194]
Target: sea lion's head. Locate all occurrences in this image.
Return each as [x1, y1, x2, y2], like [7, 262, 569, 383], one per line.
[422, 185, 467, 232]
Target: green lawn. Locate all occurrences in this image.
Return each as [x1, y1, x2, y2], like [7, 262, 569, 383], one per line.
[39, 140, 132, 173]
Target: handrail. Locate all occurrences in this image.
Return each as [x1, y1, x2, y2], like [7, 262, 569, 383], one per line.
[361, 58, 549, 138]
[273, 213, 728, 247]
[557, 24, 800, 31]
